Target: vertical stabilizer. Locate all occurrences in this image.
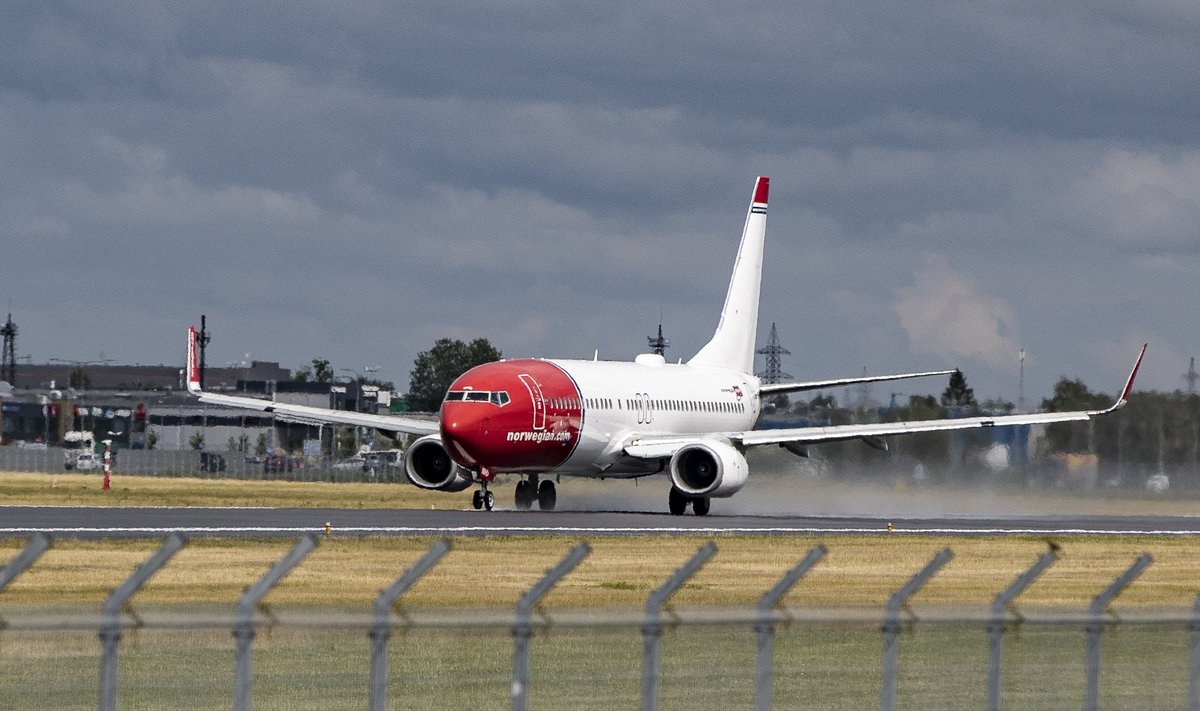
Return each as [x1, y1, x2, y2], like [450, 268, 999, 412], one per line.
[186, 325, 201, 394]
[688, 176, 768, 374]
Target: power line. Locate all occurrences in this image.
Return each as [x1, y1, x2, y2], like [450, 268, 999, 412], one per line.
[1, 312, 17, 387]
[755, 322, 792, 384]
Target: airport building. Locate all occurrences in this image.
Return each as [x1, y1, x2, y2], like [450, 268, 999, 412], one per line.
[0, 360, 395, 456]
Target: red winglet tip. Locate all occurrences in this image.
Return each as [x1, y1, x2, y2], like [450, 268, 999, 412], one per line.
[754, 176, 769, 205]
[1122, 343, 1147, 401]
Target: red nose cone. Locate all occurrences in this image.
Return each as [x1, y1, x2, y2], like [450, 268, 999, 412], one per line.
[439, 359, 583, 473]
[440, 399, 486, 468]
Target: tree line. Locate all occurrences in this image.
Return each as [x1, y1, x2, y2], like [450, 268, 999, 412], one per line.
[783, 373, 1200, 489]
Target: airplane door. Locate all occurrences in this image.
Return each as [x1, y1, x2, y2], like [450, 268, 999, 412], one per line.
[518, 373, 547, 431]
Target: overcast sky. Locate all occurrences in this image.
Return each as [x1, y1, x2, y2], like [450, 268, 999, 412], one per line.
[3, 1, 1198, 404]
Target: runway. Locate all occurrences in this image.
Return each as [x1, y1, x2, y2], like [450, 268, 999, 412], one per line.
[4, 505, 1200, 538]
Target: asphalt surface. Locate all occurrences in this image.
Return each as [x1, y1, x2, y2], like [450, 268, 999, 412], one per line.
[3, 505, 1200, 538]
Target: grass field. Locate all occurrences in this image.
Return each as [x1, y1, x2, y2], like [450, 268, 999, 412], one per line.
[3, 469, 1200, 610]
[3, 532, 1198, 610]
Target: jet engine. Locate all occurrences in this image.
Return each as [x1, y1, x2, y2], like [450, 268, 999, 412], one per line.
[404, 435, 474, 492]
[668, 441, 749, 498]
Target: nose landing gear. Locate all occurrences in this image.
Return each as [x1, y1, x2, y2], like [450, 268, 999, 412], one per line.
[472, 488, 495, 511]
[472, 469, 496, 511]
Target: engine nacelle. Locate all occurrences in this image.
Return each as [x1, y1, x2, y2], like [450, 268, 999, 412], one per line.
[668, 441, 749, 498]
[404, 435, 474, 492]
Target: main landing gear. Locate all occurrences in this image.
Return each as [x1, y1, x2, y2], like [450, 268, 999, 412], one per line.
[668, 487, 710, 516]
[514, 476, 557, 511]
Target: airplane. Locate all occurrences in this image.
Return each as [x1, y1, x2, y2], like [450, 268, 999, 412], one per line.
[186, 176, 1146, 515]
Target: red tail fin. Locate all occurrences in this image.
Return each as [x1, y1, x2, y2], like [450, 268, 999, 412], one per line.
[186, 326, 201, 393]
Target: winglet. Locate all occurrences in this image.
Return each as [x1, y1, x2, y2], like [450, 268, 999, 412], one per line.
[1093, 343, 1147, 414]
[753, 176, 769, 205]
[186, 325, 202, 394]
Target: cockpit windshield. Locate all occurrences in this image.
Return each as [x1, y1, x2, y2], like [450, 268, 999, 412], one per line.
[444, 389, 511, 406]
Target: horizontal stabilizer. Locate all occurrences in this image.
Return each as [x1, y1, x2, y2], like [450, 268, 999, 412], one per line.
[185, 325, 439, 436]
[759, 368, 956, 395]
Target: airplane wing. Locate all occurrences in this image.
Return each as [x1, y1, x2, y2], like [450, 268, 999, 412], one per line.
[759, 368, 957, 395]
[185, 326, 439, 436]
[625, 344, 1146, 459]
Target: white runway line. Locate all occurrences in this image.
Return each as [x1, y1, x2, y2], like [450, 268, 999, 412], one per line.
[5, 526, 1200, 535]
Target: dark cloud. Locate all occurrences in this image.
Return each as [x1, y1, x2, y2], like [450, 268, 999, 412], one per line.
[1, 2, 1197, 401]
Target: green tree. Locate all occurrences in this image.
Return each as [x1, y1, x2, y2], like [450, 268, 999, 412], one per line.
[1042, 378, 1109, 412]
[940, 370, 977, 412]
[294, 358, 334, 383]
[1041, 378, 1110, 453]
[407, 338, 502, 412]
[69, 367, 91, 389]
[882, 394, 950, 476]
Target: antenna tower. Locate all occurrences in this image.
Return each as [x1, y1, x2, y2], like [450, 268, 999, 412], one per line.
[1185, 357, 1198, 396]
[755, 322, 792, 384]
[1, 312, 16, 387]
[647, 323, 670, 357]
[199, 314, 211, 390]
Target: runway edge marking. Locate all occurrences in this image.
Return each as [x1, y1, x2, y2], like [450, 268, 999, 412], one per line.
[6, 526, 1200, 536]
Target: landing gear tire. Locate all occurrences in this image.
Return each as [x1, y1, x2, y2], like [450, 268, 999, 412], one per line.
[692, 496, 711, 516]
[537, 480, 557, 511]
[668, 487, 687, 516]
[473, 488, 495, 511]
[515, 480, 534, 510]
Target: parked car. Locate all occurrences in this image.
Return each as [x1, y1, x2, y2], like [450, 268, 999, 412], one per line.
[362, 450, 401, 480]
[200, 452, 226, 473]
[362, 450, 400, 471]
[65, 451, 103, 471]
[263, 454, 293, 474]
[331, 456, 367, 471]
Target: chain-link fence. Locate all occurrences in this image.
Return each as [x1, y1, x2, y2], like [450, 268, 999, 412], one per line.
[0, 445, 407, 483]
[4, 535, 1200, 710]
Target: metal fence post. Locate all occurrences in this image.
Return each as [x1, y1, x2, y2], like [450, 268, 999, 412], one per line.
[1083, 553, 1152, 711]
[234, 535, 318, 711]
[881, 547, 954, 711]
[755, 544, 827, 711]
[99, 534, 186, 711]
[512, 542, 591, 711]
[1188, 591, 1200, 711]
[0, 533, 51, 594]
[641, 541, 717, 711]
[368, 538, 451, 711]
[987, 545, 1058, 711]
[0, 533, 52, 635]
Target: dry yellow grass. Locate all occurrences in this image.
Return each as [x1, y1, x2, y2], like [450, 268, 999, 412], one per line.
[2, 534, 1197, 611]
[0, 470, 461, 509]
[4, 469, 1200, 612]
